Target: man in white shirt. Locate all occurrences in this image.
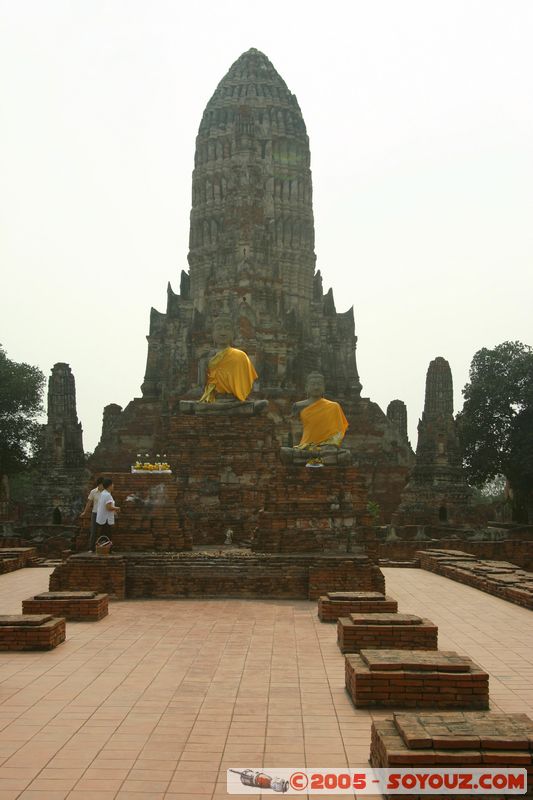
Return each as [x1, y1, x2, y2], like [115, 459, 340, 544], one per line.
[80, 477, 104, 552]
[95, 478, 120, 543]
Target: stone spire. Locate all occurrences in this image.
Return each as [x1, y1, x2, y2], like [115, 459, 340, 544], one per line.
[189, 48, 316, 314]
[26, 363, 87, 523]
[43, 363, 85, 468]
[423, 357, 454, 417]
[141, 48, 361, 400]
[386, 399, 409, 443]
[393, 357, 474, 526]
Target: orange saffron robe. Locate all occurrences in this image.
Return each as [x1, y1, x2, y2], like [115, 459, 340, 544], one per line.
[200, 347, 258, 403]
[297, 397, 349, 448]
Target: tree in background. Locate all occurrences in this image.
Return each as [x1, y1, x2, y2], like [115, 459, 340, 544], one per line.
[0, 346, 45, 497]
[458, 341, 533, 522]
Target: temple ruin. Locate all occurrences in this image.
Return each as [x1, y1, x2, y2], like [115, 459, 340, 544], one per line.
[92, 48, 413, 520]
[393, 356, 476, 526]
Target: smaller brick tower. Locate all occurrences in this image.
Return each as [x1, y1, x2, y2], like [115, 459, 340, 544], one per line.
[386, 399, 410, 447]
[392, 357, 475, 526]
[26, 363, 88, 523]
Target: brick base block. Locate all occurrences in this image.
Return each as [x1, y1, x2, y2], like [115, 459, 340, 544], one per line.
[50, 555, 126, 599]
[23, 592, 109, 621]
[318, 592, 398, 622]
[347, 649, 489, 709]
[337, 613, 438, 653]
[0, 615, 65, 650]
[370, 711, 533, 799]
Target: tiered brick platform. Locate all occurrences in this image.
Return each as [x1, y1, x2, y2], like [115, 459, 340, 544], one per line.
[0, 614, 65, 651]
[371, 712, 533, 798]
[318, 591, 398, 622]
[50, 550, 384, 600]
[253, 465, 371, 552]
[346, 649, 489, 709]
[420, 549, 533, 610]
[337, 612, 438, 653]
[0, 547, 38, 573]
[23, 591, 109, 621]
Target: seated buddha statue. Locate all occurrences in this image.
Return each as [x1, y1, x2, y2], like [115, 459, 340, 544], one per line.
[281, 372, 351, 465]
[179, 315, 268, 415]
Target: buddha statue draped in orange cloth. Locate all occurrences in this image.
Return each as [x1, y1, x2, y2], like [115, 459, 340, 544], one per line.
[179, 316, 267, 415]
[281, 372, 351, 465]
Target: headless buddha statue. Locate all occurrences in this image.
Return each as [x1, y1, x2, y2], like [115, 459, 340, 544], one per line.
[281, 372, 351, 465]
[179, 315, 268, 415]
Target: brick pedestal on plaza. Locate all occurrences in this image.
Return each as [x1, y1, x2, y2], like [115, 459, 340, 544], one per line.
[337, 613, 438, 653]
[253, 465, 371, 553]
[0, 615, 65, 651]
[23, 591, 109, 621]
[420, 549, 533, 610]
[346, 649, 489, 709]
[318, 591, 398, 622]
[370, 711, 533, 799]
[49, 551, 384, 600]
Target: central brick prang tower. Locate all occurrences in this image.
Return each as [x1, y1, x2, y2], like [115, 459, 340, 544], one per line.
[93, 48, 414, 523]
[141, 48, 361, 401]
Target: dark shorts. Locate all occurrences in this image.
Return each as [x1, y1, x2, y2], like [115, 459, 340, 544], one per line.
[88, 512, 98, 551]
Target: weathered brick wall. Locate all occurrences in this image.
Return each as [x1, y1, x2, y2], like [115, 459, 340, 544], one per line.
[308, 562, 384, 600]
[80, 472, 191, 552]
[167, 414, 279, 546]
[253, 466, 371, 553]
[50, 551, 384, 601]
[356, 526, 533, 570]
[5, 525, 85, 557]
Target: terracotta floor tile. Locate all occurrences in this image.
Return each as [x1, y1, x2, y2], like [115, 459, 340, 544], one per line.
[119, 779, 170, 792]
[25, 778, 79, 791]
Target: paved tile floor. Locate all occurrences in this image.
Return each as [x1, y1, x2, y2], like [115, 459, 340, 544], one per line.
[0, 566, 530, 799]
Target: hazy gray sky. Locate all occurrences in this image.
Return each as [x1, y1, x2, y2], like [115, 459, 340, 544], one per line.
[1, 0, 532, 450]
